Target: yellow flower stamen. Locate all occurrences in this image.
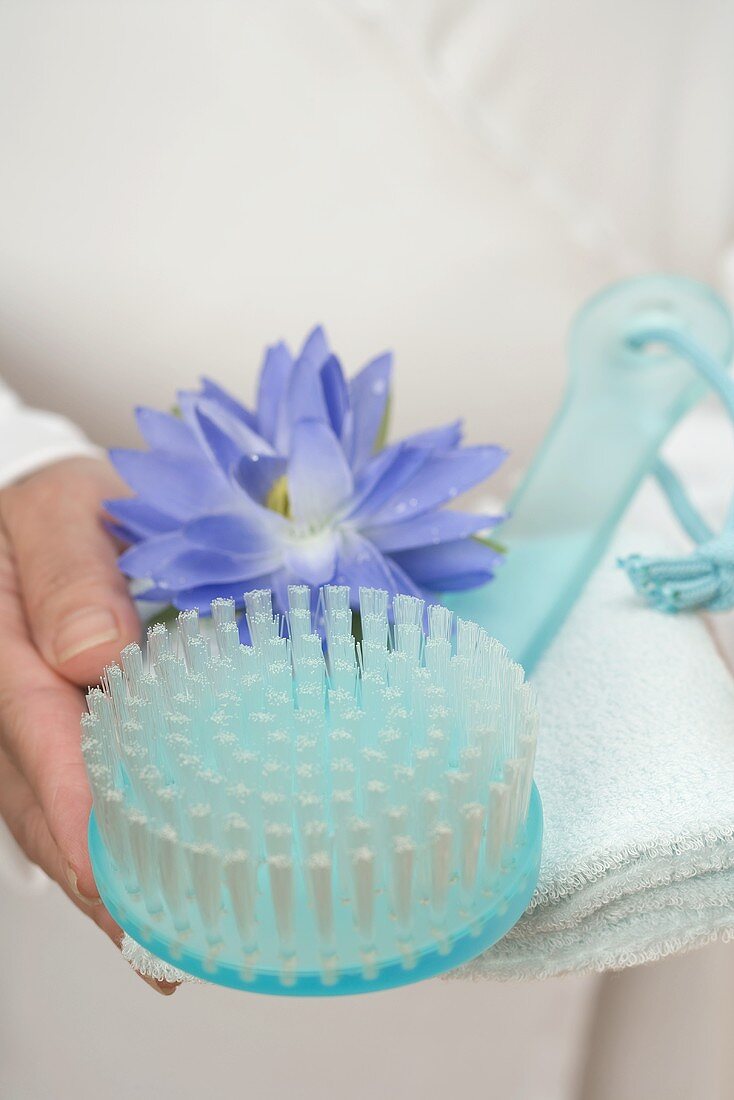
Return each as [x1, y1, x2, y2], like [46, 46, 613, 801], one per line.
[266, 474, 291, 518]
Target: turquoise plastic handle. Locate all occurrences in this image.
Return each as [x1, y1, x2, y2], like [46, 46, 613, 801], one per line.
[447, 275, 734, 674]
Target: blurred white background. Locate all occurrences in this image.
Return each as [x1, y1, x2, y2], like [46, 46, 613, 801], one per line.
[2, 2, 734, 1097]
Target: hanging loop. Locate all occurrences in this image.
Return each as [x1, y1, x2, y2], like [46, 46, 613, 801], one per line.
[619, 326, 734, 612]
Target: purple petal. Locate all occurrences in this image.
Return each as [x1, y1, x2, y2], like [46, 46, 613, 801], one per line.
[366, 445, 507, 526]
[300, 325, 330, 367]
[133, 583, 176, 603]
[194, 397, 273, 461]
[165, 549, 280, 587]
[198, 378, 260, 433]
[235, 454, 288, 505]
[401, 420, 463, 451]
[194, 409, 244, 478]
[183, 511, 283, 555]
[389, 538, 502, 591]
[331, 531, 399, 603]
[106, 521, 137, 545]
[144, 547, 282, 589]
[320, 355, 349, 438]
[170, 578, 271, 609]
[346, 444, 432, 522]
[135, 408, 199, 455]
[104, 498, 180, 539]
[288, 420, 354, 526]
[284, 328, 334, 434]
[286, 356, 329, 430]
[347, 352, 392, 471]
[364, 509, 502, 553]
[383, 554, 434, 603]
[109, 449, 237, 519]
[118, 533, 189, 578]
[331, 530, 431, 606]
[257, 341, 293, 447]
[283, 530, 338, 586]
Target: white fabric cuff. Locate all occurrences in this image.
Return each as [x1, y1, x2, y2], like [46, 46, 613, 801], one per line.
[0, 386, 101, 489]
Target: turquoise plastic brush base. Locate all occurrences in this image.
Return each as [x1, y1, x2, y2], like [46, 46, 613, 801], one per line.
[89, 784, 542, 996]
[448, 275, 734, 673]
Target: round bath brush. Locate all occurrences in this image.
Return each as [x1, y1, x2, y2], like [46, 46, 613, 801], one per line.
[84, 585, 541, 995]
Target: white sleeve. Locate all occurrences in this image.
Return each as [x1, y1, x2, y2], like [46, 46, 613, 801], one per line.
[0, 378, 101, 489]
[0, 378, 101, 891]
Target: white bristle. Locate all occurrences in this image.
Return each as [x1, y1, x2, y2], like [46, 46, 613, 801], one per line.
[393, 593, 425, 629]
[351, 846, 376, 944]
[224, 850, 258, 952]
[359, 588, 388, 657]
[244, 588, 279, 647]
[84, 584, 538, 980]
[288, 584, 311, 613]
[307, 850, 334, 947]
[391, 835, 416, 931]
[486, 781, 510, 873]
[217, 620, 240, 661]
[430, 822, 453, 920]
[146, 621, 170, 664]
[322, 584, 350, 614]
[126, 809, 162, 916]
[268, 854, 295, 951]
[186, 843, 222, 944]
[459, 802, 485, 898]
[120, 643, 145, 694]
[156, 825, 190, 932]
[211, 597, 236, 628]
[428, 602, 453, 642]
[178, 609, 200, 666]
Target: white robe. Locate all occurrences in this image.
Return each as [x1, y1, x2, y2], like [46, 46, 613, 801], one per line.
[1, 3, 733, 1097]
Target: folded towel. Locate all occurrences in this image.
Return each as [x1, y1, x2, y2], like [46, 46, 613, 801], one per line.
[453, 462, 734, 981]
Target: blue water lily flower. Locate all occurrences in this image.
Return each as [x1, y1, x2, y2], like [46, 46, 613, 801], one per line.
[107, 327, 506, 622]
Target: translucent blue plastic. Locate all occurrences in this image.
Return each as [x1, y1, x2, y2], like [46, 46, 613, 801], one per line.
[448, 275, 734, 673]
[89, 786, 542, 996]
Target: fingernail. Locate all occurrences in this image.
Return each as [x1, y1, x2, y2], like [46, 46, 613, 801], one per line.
[53, 606, 119, 665]
[64, 862, 101, 907]
[137, 973, 178, 997]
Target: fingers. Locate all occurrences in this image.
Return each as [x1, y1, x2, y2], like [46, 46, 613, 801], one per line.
[0, 517, 99, 899]
[0, 457, 140, 686]
[0, 657, 99, 899]
[0, 747, 178, 995]
[0, 744, 111, 932]
[0, 460, 179, 995]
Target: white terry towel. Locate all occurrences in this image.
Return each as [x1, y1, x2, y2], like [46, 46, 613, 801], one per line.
[455, 407, 734, 981]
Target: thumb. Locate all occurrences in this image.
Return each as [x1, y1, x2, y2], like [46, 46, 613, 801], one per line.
[1, 457, 141, 685]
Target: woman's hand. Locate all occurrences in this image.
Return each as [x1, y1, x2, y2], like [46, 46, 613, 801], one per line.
[0, 456, 177, 993]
